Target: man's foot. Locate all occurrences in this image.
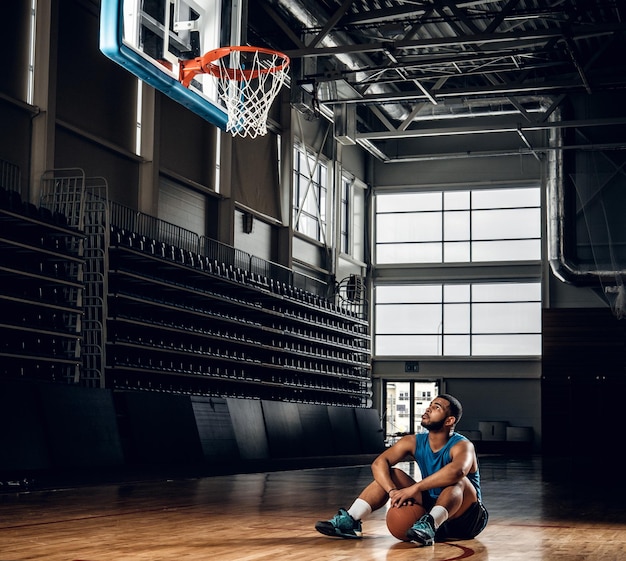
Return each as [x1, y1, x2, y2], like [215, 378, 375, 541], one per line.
[406, 514, 436, 546]
[315, 508, 363, 539]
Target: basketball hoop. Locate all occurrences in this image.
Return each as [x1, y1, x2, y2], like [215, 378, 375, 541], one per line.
[179, 46, 290, 138]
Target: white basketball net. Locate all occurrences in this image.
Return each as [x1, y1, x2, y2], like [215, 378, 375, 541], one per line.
[214, 49, 289, 139]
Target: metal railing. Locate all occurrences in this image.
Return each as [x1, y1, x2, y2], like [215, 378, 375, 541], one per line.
[109, 201, 367, 318]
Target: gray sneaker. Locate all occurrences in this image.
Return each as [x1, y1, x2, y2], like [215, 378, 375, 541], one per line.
[406, 513, 436, 546]
[315, 508, 363, 539]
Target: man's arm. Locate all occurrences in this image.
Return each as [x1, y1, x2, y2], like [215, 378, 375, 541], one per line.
[370, 434, 416, 494]
[389, 439, 476, 507]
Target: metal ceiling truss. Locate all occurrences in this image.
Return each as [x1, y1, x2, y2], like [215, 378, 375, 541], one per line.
[251, 0, 626, 160]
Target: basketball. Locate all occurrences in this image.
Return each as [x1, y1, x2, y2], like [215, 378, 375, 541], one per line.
[386, 503, 426, 541]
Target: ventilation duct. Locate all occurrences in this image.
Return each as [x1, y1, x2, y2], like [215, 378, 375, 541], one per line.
[547, 108, 626, 286]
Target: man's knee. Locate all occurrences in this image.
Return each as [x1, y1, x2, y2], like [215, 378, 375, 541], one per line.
[390, 467, 415, 488]
[448, 478, 478, 517]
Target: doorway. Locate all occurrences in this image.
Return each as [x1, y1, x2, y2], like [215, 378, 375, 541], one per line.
[383, 380, 439, 446]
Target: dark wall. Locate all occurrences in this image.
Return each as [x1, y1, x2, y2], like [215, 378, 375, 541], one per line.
[0, 380, 124, 474]
[542, 308, 626, 464]
[0, 2, 30, 100]
[0, 101, 32, 195]
[56, 0, 137, 150]
[0, 380, 385, 480]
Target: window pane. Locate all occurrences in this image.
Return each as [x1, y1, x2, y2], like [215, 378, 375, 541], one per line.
[473, 283, 541, 301]
[472, 208, 540, 239]
[375, 335, 441, 356]
[376, 242, 442, 264]
[472, 239, 541, 261]
[377, 213, 441, 242]
[299, 215, 317, 238]
[378, 192, 442, 212]
[444, 241, 470, 262]
[376, 284, 442, 303]
[376, 304, 441, 334]
[444, 303, 470, 333]
[472, 302, 541, 333]
[444, 284, 470, 302]
[293, 179, 304, 205]
[444, 191, 470, 210]
[472, 187, 540, 209]
[303, 192, 318, 214]
[443, 335, 471, 355]
[472, 334, 541, 355]
[444, 210, 470, 240]
[319, 162, 328, 183]
[353, 186, 365, 262]
[341, 178, 349, 254]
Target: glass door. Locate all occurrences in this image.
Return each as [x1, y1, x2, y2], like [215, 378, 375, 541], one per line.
[383, 380, 439, 445]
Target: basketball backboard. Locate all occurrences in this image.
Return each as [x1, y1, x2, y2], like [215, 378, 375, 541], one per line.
[100, 0, 243, 129]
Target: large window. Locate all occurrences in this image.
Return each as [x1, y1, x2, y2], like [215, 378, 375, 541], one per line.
[376, 187, 541, 264]
[373, 185, 542, 358]
[340, 175, 351, 254]
[293, 144, 328, 242]
[375, 282, 542, 356]
[339, 174, 366, 261]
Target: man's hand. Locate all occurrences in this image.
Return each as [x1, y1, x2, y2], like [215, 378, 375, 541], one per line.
[389, 484, 420, 508]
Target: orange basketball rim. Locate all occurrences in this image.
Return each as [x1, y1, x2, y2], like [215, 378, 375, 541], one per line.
[179, 46, 290, 88]
[178, 45, 290, 138]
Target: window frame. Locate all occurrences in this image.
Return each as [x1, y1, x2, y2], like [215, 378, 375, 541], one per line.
[374, 185, 541, 265]
[374, 280, 542, 358]
[338, 173, 367, 262]
[372, 183, 543, 360]
[292, 143, 330, 244]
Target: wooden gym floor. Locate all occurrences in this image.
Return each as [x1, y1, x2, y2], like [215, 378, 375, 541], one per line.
[1, 455, 625, 561]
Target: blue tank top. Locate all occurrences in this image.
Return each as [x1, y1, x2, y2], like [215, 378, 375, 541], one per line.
[414, 432, 482, 501]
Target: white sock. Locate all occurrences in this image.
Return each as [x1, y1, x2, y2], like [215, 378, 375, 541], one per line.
[348, 498, 372, 521]
[429, 505, 449, 529]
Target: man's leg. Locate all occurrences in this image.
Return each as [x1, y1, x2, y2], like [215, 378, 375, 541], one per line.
[315, 468, 416, 539]
[435, 501, 489, 541]
[358, 467, 417, 511]
[407, 477, 477, 546]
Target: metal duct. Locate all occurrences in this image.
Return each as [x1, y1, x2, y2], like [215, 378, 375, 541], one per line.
[546, 109, 624, 286]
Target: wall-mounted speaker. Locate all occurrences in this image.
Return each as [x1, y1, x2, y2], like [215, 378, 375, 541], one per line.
[242, 212, 254, 234]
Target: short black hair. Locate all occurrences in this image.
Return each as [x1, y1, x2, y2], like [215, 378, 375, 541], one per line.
[438, 393, 463, 426]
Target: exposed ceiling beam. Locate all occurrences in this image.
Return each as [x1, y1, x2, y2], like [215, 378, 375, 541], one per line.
[305, 52, 570, 85]
[337, 4, 428, 26]
[284, 23, 626, 58]
[307, 0, 355, 48]
[382, 142, 626, 163]
[563, 35, 592, 94]
[356, 117, 626, 141]
[321, 75, 626, 105]
[258, 1, 306, 48]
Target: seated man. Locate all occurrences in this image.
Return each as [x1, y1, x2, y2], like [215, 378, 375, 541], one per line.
[315, 394, 488, 545]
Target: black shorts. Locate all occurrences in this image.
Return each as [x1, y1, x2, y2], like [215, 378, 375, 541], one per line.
[423, 495, 489, 541]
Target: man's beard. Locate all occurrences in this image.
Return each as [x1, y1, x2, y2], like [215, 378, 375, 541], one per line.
[421, 417, 446, 431]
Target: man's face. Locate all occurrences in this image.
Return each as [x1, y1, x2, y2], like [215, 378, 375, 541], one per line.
[420, 398, 451, 431]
